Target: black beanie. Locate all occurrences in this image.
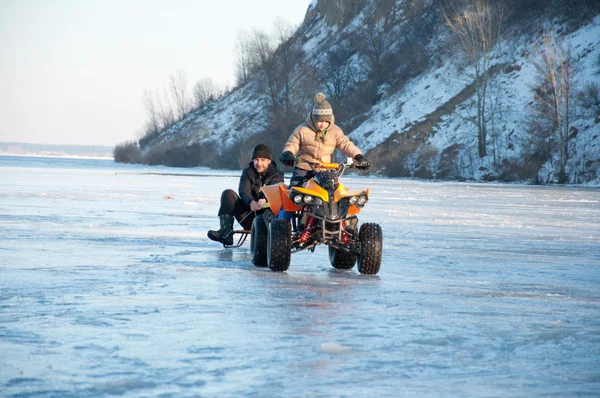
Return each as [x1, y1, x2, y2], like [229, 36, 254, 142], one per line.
[252, 143, 272, 160]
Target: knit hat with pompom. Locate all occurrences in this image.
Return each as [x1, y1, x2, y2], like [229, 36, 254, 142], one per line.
[311, 92, 333, 124]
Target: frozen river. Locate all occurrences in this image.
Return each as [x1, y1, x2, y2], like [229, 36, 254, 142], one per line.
[1, 155, 599, 397]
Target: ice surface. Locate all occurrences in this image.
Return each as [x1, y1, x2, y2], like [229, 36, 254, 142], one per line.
[1, 156, 599, 397]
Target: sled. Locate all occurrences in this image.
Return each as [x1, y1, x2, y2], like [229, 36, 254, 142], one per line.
[221, 202, 271, 248]
[223, 229, 251, 248]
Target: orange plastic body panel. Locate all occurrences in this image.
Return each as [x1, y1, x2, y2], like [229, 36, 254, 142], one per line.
[334, 185, 370, 215]
[333, 184, 368, 202]
[280, 185, 301, 213]
[293, 179, 329, 202]
[260, 183, 283, 216]
[260, 183, 301, 216]
[347, 205, 361, 215]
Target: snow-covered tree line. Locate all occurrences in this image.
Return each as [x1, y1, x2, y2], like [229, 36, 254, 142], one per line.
[115, 0, 600, 184]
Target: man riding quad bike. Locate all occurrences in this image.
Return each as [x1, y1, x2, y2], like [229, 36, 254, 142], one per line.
[250, 157, 383, 275]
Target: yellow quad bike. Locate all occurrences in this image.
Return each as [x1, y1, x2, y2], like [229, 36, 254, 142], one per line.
[250, 158, 382, 275]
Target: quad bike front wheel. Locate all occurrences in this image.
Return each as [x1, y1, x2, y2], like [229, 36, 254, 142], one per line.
[328, 246, 356, 269]
[251, 214, 268, 267]
[267, 218, 291, 272]
[357, 223, 382, 275]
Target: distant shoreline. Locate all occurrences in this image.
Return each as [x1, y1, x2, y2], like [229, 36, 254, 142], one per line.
[0, 153, 113, 160]
[0, 141, 114, 160]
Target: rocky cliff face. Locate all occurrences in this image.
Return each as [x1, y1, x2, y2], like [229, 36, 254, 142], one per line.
[134, 0, 600, 184]
[305, 0, 364, 26]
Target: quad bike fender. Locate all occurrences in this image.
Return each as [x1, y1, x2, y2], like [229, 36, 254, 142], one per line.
[260, 183, 300, 216]
[333, 185, 370, 201]
[292, 179, 329, 202]
[334, 185, 370, 215]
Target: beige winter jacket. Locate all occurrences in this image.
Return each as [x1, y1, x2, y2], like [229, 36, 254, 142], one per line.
[282, 112, 362, 171]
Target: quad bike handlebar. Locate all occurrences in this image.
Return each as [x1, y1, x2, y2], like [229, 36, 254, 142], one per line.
[280, 151, 370, 171]
[294, 156, 367, 173]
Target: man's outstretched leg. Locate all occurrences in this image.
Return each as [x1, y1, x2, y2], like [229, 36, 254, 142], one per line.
[207, 214, 234, 245]
[207, 189, 240, 246]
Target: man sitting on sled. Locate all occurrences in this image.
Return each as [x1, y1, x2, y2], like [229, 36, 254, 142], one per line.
[207, 143, 284, 246]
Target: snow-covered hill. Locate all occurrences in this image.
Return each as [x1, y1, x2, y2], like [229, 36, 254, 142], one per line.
[136, 0, 600, 184]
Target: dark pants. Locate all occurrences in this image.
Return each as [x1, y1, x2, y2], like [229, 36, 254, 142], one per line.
[289, 168, 316, 187]
[218, 189, 254, 230]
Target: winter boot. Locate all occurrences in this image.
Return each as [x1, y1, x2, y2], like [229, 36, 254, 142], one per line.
[207, 214, 234, 245]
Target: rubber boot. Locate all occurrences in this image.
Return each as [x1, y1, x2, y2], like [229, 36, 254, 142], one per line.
[207, 214, 234, 245]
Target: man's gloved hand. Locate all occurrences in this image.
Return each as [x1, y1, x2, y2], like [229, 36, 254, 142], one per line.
[280, 151, 295, 167]
[354, 154, 371, 170]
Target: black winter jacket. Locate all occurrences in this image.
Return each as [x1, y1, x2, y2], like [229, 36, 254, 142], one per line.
[238, 161, 284, 207]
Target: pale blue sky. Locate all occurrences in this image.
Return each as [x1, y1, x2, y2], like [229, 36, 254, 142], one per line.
[0, 0, 312, 146]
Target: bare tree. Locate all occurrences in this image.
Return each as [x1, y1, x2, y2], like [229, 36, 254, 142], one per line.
[360, 1, 387, 77]
[156, 87, 176, 129]
[404, 151, 419, 177]
[273, 18, 299, 117]
[531, 33, 579, 183]
[573, 126, 596, 183]
[399, 0, 438, 79]
[445, 0, 505, 158]
[138, 88, 174, 148]
[579, 81, 600, 120]
[421, 146, 441, 179]
[322, 44, 359, 105]
[248, 28, 279, 109]
[234, 29, 253, 85]
[192, 77, 220, 109]
[142, 88, 161, 137]
[169, 70, 190, 121]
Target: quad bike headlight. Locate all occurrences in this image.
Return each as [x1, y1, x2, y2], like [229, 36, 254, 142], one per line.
[303, 195, 313, 204]
[293, 194, 303, 204]
[349, 196, 358, 205]
[357, 195, 368, 206]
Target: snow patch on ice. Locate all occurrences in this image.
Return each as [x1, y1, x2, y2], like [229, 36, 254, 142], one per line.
[318, 342, 352, 354]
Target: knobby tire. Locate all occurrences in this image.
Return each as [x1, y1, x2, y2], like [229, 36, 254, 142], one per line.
[357, 223, 382, 275]
[251, 214, 268, 267]
[267, 219, 291, 272]
[328, 246, 357, 269]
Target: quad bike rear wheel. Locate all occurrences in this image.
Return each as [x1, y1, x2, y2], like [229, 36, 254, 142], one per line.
[357, 223, 382, 275]
[251, 214, 268, 267]
[328, 246, 356, 269]
[267, 218, 291, 272]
